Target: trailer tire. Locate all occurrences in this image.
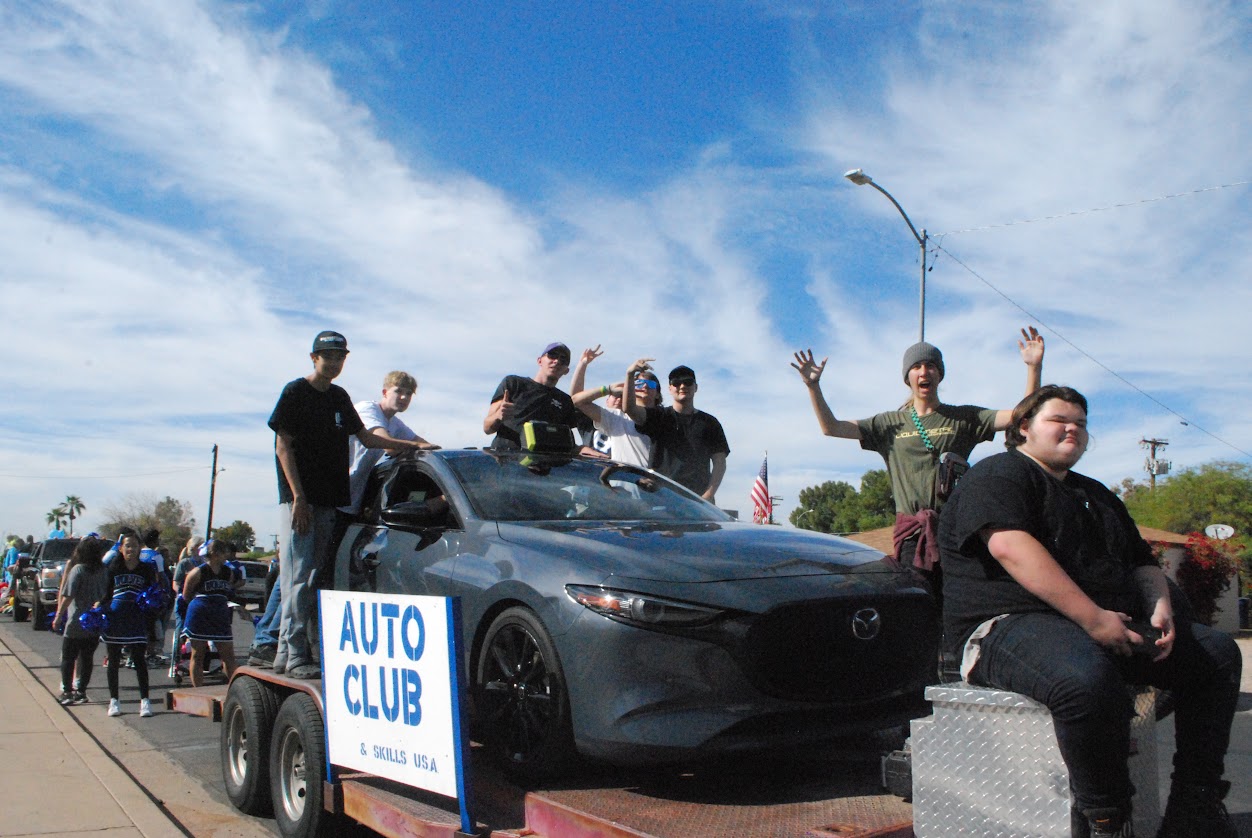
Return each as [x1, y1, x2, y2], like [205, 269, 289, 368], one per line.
[270, 692, 335, 838]
[12, 595, 28, 622]
[475, 606, 575, 780]
[221, 676, 278, 816]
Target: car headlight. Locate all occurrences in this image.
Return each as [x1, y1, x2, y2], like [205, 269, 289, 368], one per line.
[566, 585, 724, 629]
[39, 569, 60, 586]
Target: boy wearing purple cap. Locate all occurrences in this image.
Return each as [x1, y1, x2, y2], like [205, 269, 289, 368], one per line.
[483, 341, 595, 453]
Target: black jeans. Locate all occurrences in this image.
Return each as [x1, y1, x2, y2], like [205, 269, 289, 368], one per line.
[105, 642, 150, 700]
[970, 612, 1241, 812]
[60, 635, 99, 692]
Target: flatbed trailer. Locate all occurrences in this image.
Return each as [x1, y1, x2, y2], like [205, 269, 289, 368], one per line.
[168, 667, 916, 838]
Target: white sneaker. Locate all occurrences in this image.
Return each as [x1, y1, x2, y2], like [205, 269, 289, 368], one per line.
[139, 698, 153, 718]
[108, 698, 121, 717]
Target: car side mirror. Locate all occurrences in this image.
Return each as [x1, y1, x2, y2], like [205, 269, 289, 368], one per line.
[380, 500, 447, 530]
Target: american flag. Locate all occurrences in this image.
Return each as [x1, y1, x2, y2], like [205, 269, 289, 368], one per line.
[750, 455, 771, 524]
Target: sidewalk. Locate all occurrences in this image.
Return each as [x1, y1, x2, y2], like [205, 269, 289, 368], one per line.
[0, 636, 184, 838]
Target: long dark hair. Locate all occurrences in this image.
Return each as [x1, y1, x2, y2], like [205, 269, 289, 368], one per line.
[71, 536, 109, 571]
[1005, 385, 1088, 449]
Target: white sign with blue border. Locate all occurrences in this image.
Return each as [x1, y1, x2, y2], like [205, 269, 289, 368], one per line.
[319, 590, 471, 804]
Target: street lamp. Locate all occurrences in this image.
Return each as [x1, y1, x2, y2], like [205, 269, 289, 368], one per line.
[844, 168, 928, 342]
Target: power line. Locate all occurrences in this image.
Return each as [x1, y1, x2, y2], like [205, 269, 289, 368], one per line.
[932, 242, 1252, 459]
[934, 180, 1251, 236]
[0, 466, 211, 479]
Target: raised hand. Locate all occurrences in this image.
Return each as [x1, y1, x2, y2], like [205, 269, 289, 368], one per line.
[1018, 326, 1044, 366]
[498, 389, 514, 422]
[579, 345, 604, 366]
[790, 349, 827, 387]
[627, 357, 654, 376]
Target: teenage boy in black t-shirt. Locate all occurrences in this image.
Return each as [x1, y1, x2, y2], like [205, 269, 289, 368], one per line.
[483, 341, 595, 454]
[939, 385, 1240, 838]
[263, 330, 428, 680]
[625, 364, 729, 503]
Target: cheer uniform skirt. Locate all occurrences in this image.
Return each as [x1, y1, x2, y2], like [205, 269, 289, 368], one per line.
[184, 596, 233, 643]
[102, 597, 147, 645]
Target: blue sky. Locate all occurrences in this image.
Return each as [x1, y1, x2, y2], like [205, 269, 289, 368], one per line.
[2, 0, 1250, 542]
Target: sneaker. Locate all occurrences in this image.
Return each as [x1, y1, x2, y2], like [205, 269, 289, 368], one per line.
[71, 691, 88, 705]
[139, 698, 153, 718]
[107, 698, 122, 717]
[1072, 805, 1132, 837]
[247, 644, 276, 668]
[288, 663, 321, 680]
[57, 691, 75, 706]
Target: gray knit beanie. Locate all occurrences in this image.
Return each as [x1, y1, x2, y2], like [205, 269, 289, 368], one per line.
[902, 341, 944, 383]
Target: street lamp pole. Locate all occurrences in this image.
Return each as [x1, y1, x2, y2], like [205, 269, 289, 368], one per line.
[844, 168, 928, 342]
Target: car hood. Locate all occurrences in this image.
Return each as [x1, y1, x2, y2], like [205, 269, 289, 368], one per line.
[493, 520, 894, 583]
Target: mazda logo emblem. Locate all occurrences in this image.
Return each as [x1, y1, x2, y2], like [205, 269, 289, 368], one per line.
[851, 608, 881, 640]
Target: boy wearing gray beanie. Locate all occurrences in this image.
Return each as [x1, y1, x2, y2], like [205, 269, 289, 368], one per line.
[791, 327, 1044, 580]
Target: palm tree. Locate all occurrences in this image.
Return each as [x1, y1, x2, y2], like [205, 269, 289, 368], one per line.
[45, 507, 68, 534]
[62, 496, 85, 536]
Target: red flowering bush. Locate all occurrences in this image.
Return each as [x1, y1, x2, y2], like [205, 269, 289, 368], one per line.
[1174, 533, 1241, 625]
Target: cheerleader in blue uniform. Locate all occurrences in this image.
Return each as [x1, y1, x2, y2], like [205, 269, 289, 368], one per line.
[181, 539, 244, 687]
[100, 532, 159, 717]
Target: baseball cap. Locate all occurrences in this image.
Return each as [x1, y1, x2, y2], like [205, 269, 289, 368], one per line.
[668, 365, 697, 384]
[312, 330, 350, 354]
[542, 342, 571, 361]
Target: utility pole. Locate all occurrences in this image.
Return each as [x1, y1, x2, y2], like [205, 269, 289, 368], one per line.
[205, 444, 220, 542]
[1139, 438, 1170, 490]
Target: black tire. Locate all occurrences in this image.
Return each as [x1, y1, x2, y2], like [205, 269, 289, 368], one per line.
[221, 677, 279, 816]
[32, 598, 47, 631]
[475, 606, 575, 780]
[12, 596, 28, 622]
[269, 693, 335, 838]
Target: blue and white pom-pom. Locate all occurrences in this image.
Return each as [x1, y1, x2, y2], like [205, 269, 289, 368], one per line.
[79, 606, 109, 635]
[137, 584, 168, 615]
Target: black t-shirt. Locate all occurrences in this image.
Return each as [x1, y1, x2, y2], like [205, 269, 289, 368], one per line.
[940, 449, 1158, 660]
[104, 559, 159, 602]
[638, 407, 730, 495]
[488, 375, 591, 449]
[268, 377, 364, 507]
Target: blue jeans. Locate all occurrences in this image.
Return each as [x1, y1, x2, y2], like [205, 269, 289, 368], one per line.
[275, 503, 337, 670]
[251, 578, 281, 649]
[970, 612, 1241, 812]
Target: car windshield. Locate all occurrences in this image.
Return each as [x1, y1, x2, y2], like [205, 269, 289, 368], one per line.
[39, 539, 79, 563]
[445, 454, 732, 523]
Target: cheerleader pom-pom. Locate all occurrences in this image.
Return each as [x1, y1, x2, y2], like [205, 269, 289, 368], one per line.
[79, 607, 109, 635]
[138, 584, 168, 615]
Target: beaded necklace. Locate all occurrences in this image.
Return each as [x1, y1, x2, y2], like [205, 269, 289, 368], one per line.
[909, 406, 937, 455]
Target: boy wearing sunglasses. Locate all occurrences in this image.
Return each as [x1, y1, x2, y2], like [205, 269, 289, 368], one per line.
[570, 349, 661, 468]
[483, 341, 596, 454]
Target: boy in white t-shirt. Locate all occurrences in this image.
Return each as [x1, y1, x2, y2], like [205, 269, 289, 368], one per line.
[342, 370, 440, 515]
[569, 350, 660, 467]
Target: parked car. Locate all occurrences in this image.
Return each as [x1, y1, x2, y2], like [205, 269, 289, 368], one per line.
[334, 449, 938, 778]
[230, 559, 271, 607]
[14, 537, 80, 628]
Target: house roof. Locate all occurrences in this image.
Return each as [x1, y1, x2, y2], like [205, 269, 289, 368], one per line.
[842, 523, 1191, 554]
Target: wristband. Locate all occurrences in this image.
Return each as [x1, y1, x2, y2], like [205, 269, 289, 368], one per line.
[601, 385, 610, 396]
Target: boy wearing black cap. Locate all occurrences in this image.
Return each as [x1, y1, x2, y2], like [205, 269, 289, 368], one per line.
[624, 362, 730, 502]
[791, 327, 1043, 576]
[262, 331, 427, 679]
[483, 341, 595, 453]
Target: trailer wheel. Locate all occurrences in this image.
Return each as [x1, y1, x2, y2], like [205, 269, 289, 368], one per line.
[270, 693, 335, 838]
[32, 597, 48, 631]
[221, 676, 278, 816]
[12, 591, 28, 622]
[475, 606, 575, 780]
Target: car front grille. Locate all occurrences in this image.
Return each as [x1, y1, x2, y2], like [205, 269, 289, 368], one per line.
[739, 594, 937, 703]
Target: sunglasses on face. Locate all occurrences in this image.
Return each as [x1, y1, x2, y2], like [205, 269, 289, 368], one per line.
[634, 379, 659, 390]
[670, 378, 696, 388]
[545, 351, 570, 363]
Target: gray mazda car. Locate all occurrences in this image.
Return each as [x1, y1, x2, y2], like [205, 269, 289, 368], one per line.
[333, 449, 936, 778]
